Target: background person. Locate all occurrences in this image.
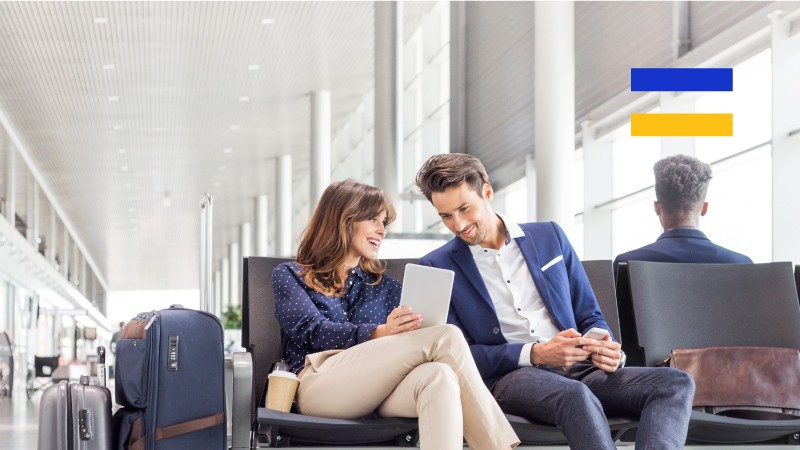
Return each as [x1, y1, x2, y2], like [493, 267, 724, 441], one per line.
[614, 153, 752, 273]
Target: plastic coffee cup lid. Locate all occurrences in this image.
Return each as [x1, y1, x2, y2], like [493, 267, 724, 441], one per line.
[268, 370, 298, 381]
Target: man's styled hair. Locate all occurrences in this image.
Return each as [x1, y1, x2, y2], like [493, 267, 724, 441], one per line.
[415, 153, 490, 202]
[296, 180, 396, 296]
[654, 154, 712, 214]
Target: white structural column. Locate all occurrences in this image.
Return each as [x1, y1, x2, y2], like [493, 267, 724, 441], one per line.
[255, 195, 268, 256]
[276, 155, 293, 257]
[48, 206, 57, 265]
[80, 255, 87, 295]
[450, 1, 467, 153]
[310, 90, 332, 214]
[374, 1, 402, 209]
[62, 229, 70, 277]
[4, 143, 14, 224]
[525, 155, 537, 222]
[771, 11, 800, 265]
[72, 243, 80, 285]
[240, 223, 252, 259]
[214, 270, 222, 318]
[581, 122, 614, 259]
[27, 176, 38, 246]
[229, 242, 240, 308]
[534, 1, 575, 230]
[221, 258, 230, 309]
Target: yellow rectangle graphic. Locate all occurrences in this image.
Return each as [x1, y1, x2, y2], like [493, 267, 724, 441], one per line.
[631, 113, 733, 136]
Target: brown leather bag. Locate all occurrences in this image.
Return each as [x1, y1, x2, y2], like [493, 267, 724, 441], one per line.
[665, 346, 800, 420]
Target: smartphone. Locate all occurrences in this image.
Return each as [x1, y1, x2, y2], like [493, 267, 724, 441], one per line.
[582, 327, 610, 340]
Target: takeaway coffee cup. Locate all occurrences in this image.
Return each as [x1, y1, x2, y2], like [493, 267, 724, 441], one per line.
[266, 370, 300, 413]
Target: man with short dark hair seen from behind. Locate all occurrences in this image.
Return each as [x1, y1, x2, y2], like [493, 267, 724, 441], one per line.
[614, 154, 752, 274]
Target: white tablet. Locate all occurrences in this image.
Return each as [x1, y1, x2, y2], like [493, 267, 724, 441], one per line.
[398, 264, 455, 328]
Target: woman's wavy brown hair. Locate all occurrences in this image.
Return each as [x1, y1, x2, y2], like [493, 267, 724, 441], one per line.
[296, 180, 396, 296]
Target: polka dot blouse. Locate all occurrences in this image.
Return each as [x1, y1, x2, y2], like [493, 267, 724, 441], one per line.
[272, 261, 402, 374]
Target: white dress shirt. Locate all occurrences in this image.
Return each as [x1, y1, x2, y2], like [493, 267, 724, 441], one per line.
[469, 212, 561, 367]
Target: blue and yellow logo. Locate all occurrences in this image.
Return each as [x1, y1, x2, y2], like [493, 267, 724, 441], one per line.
[630, 68, 733, 137]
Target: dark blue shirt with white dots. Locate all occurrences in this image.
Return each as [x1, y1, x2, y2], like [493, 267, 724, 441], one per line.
[272, 261, 402, 374]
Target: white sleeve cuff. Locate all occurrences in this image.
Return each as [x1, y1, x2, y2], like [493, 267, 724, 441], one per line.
[518, 342, 534, 367]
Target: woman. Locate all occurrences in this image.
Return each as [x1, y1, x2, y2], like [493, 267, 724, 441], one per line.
[272, 180, 519, 450]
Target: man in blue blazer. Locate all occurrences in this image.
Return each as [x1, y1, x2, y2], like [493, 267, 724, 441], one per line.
[614, 154, 752, 274]
[416, 154, 694, 450]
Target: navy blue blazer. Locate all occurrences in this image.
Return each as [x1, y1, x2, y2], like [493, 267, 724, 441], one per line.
[419, 221, 611, 388]
[613, 228, 752, 275]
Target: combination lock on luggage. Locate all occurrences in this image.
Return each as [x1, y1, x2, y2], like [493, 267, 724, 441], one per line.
[78, 409, 94, 440]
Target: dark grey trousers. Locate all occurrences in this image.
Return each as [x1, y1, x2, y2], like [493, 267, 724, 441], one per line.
[491, 361, 695, 449]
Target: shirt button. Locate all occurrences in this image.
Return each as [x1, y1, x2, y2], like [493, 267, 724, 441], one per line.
[492, 327, 500, 335]
[506, 280, 510, 283]
[483, 249, 488, 253]
[517, 308, 521, 311]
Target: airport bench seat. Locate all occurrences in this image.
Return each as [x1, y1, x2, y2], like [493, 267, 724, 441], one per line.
[623, 261, 800, 445]
[234, 257, 637, 447]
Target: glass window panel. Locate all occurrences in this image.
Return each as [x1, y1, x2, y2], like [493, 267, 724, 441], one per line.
[503, 185, 528, 225]
[403, 32, 420, 86]
[702, 145, 771, 262]
[611, 108, 661, 197]
[422, 63, 443, 117]
[611, 196, 663, 258]
[569, 218, 584, 261]
[422, 11, 443, 62]
[0, 278, 8, 333]
[695, 49, 771, 162]
[573, 150, 584, 216]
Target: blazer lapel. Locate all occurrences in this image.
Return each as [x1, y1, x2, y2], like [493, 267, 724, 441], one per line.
[514, 231, 566, 330]
[449, 240, 497, 314]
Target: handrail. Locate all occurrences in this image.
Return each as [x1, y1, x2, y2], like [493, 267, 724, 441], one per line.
[199, 194, 213, 315]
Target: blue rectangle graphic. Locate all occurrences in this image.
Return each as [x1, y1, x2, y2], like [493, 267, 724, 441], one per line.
[631, 68, 733, 92]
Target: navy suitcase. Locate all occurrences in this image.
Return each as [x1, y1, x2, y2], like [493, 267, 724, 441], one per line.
[38, 348, 113, 450]
[115, 306, 225, 449]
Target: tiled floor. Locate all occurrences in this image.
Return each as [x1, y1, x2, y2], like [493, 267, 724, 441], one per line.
[3, 384, 799, 450]
[0, 390, 39, 450]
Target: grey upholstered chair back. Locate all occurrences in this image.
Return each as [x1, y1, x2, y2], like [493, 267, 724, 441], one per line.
[795, 265, 800, 305]
[383, 259, 420, 283]
[580, 260, 621, 343]
[242, 257, 291, 407]
[628, 261, 800, 367]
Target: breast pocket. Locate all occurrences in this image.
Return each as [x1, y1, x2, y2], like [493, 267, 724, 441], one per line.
[541, 255, 569, 294]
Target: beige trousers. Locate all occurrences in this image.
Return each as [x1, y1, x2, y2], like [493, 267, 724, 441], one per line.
[296, 324, 519, 450]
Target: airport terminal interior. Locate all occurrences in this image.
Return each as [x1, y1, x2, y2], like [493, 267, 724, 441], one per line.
[1, 1, 800, 449]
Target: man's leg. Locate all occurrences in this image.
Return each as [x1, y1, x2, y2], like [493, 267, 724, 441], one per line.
[579, 364, 695, 449]
[492, 366, 617, 450]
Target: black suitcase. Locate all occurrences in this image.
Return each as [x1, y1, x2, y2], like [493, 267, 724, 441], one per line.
[38, 348, 113, 450]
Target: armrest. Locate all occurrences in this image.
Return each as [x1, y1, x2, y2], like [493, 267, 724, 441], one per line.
[230, 351, 254, 449]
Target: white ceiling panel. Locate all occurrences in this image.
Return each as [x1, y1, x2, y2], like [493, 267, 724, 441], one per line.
[0, 1, 382, 290]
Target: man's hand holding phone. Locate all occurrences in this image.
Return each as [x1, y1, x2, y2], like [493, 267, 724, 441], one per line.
[580, 327, 623, 373]
[529, 328, 593, 368]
